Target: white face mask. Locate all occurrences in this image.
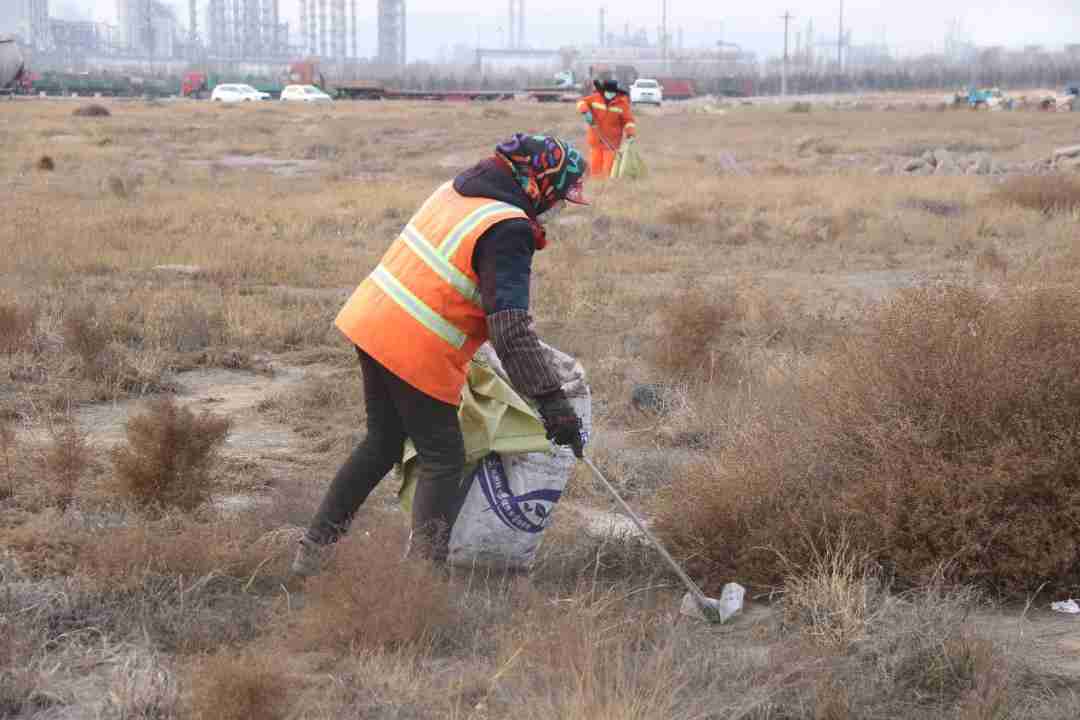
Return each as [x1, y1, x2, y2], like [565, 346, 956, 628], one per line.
[604, 91, 616, 101]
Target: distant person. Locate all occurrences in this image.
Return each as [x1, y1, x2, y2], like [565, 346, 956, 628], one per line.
[577, 79, 637, 177]
[293, 134, 589, 576]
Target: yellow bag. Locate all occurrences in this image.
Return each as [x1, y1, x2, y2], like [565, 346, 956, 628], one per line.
[611, 142, 648, 179]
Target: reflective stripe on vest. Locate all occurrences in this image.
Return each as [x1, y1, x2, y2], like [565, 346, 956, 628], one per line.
[369, 265, 468, 349]
[335, 183, 531, 404]
[375, 198, 524, 344]
[441, 202, 524, 258]
[399, 224, 480, 305]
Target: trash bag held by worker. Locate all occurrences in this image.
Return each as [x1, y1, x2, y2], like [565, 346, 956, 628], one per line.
[611, 142, 648, 180]
[399, 342, 591, 571]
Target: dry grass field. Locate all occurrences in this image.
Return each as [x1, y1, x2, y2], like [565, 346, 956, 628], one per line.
[3, 95, 1080, 718]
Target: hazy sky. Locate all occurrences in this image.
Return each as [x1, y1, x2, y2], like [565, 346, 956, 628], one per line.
[61, 1, 1079, 60]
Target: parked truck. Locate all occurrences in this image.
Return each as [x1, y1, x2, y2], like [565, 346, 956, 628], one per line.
[0, 36, 25, 97]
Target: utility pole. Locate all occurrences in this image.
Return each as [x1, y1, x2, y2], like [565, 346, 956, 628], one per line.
[781, 11, 793, 96]
[837, 0, 844, 71]
[661, 0, 668, 71]
[508, 0, 515, 49]
[189, 0, 198, 61]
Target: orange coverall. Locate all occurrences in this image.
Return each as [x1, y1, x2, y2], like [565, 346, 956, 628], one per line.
[577, 92, 637, 177]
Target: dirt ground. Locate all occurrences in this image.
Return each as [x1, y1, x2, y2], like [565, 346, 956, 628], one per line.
[3, 94, 1080, 718]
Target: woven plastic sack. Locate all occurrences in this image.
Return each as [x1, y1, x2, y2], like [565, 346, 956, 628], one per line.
[611, 142, 648, 179]
[400, 342, 590, 571]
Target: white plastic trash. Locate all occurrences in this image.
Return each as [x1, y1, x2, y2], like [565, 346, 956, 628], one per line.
[680, 582, 746, 623]
[1051, 599, 1080, 615]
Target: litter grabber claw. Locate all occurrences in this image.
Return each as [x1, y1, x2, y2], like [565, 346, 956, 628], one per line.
[579, 456, 741, 624]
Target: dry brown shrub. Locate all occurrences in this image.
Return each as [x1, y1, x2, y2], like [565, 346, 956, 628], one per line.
[42, 420, 91, 510]
[0, 633, 44, 719]
[187, 651, 290, 720]
[0, 420, 16, 499]
[974, 245, 1009, 277]
[0, 510, 80, 577]
[649, 286, 735, 380]
[0, 303, 37, 355]
[110, 397, 231, 512]
[659, 201, 706, 227]
[655, 284, 1080, 597]
[35, 155, 54, 172]
[62, 303, 111, 378]
[291, 521, 461, 653]
[72, 104, 111, 117]
[77, 517, 274, 588]
[993, 175, 1080, 214]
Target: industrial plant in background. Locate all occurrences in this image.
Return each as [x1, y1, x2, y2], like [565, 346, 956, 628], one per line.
[1, 0, 407, 76]
[4, 0, 1079, 101]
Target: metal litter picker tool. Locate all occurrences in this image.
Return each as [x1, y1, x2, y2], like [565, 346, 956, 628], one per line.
[580, 457, 736, 624]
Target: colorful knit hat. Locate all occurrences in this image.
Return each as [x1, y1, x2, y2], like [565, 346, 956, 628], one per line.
[495, 134, 588, 213]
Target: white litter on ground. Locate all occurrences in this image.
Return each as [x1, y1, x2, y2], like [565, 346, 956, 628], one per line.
[680, 582, 746, 623]
[1051, 599, 1080, 615]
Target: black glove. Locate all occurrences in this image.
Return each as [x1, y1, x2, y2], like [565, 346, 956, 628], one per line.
[536, 389, 584, 458]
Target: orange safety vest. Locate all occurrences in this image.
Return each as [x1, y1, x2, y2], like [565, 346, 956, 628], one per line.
[577, 92, 637, 148]
[335, 182, 529, 405]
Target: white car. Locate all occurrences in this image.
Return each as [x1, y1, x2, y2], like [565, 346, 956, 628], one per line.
[630, 78, 663, 106]
[281, 84, 334, 103]
[211, 84, 269, 103]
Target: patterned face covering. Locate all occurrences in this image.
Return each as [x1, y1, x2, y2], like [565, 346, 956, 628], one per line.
[495, 134, 589, 215]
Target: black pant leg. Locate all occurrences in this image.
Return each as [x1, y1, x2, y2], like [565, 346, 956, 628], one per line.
[383, 371, 467, 563]
[306, 350, 407, 545]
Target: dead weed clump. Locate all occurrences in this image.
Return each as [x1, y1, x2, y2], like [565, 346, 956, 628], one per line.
[993, 175, 1080, 215]
[60, 302, 161, 394]
[649, 286, 736, 381]
[780, 533, 879, 649]
[803, 580, 1014, 717]
[72, 104, 111, 117]
[0, 303, 38, 354]
[110, 397, 231, 512]
[42, 420, 92, 510]
[0, 420, 17, 499]
[187, 651, 290, 720]
[291, 522, 461, 653]
[655, 284, 1080, 597]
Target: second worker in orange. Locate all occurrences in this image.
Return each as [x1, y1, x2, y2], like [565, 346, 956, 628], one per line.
[577, 78, 637, 178]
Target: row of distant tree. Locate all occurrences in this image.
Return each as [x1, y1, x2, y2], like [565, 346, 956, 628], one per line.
[758, 59, 1080, 95]
[385, 53, 1080, 96]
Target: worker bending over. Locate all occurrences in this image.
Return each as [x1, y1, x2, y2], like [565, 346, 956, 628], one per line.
[293, 134, 589, 576]
[577, 78, 637, 177]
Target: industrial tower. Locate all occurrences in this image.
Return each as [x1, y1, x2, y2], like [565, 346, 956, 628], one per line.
[331, 0, 346, 61]
[378, 0, 406, 68]
[189, 0, 199, 57]
[19, 0, 52, 51]
[507, 0, 525, 49]
[202, 0, 282, 59]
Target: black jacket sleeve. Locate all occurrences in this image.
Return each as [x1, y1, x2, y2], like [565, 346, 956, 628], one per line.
[472, 218, 534, 315]
[472, 219, 563, 399]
